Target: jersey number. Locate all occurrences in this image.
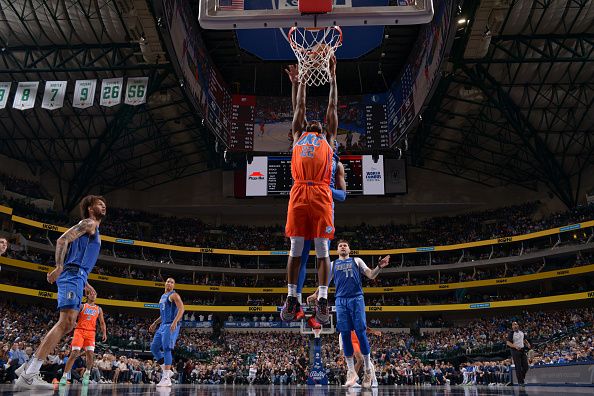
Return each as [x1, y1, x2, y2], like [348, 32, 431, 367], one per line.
[301, 146, 315, 158]
[344, 268, 354, 278]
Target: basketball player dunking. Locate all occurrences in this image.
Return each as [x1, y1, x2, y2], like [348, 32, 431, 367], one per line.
[281, 56, 338, 325]
[15, 195, 105, 390]
[60, 292, 107, 386]
[149, 277, 185, 387]
[285, 64, 346, 327]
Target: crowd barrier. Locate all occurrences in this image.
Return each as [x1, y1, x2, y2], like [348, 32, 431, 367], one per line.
[0, 283, 592, 313]
[1, 256, 592, 294]
[513, 362, 594, 386]
[1, 204, 592, 256]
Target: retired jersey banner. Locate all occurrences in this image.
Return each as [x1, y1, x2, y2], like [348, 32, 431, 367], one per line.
[12, 82, 39, 110]
[124, 77, 149, 106]
[41, 81, 67, 110]
[73, 80, 97, 109]
[100, 78, 123, 107]
[0, 82, 11, 109]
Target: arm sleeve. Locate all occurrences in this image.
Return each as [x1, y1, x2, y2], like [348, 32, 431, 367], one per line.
[354, 257, 371, 275]
[331, 187, 346, 202]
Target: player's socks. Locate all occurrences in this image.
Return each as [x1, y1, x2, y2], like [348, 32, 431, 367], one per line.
[287, 284, 297, 297]
[363, 354, 372, 369]
[24, 357, 43, 375]
[346, 357, 355, 371]
[318, 286, 328, 300]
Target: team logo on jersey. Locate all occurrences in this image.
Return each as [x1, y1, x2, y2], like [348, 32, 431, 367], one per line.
[325, 226, 333, 234]
[67, 291, 75, 300]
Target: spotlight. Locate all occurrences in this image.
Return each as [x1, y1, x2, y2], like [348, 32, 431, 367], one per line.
[458, 18, 467, 25]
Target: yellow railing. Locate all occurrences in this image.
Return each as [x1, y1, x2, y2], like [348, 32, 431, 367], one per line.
[2, 256, 592, 294]
[2, 204, 592, 256]
[0, 282, 591, 312]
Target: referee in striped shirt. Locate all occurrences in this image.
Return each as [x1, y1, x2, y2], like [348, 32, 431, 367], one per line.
[506, 321, 531, 386]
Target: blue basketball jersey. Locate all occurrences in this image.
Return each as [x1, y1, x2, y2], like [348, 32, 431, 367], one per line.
[159, 290, 178, 324]
[329, 152, 339, 190]
[332, 257, 364, 298]
[64, 227, 101, 275]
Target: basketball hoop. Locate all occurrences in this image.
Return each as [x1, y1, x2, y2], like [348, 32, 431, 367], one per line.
[288, 26, 343, 87]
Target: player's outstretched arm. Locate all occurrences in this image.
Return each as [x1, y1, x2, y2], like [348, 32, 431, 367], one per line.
[99, 307, 107, 342]
[326, 55, 338, 148]
[170, 292, 185, 332]
[48, 218, 95, 284]
[357, 255, 390, 280]
[292, 67, 307, 143]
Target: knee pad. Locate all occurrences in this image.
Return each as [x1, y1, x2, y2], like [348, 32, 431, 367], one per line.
[314, 238, 329, 258]
[289, 237, 305, 257]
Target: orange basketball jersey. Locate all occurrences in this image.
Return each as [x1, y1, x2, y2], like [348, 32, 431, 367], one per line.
[291, 132, 333, 184]
[76, 303, 100, 332]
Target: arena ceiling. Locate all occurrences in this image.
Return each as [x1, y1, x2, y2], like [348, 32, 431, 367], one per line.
[0, 0, 592, 211]
[410, 0, 594, 208]
[0, 0, 218, 212]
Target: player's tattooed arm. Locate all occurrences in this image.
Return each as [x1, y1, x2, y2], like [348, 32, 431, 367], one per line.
[47, 218, 95, 284]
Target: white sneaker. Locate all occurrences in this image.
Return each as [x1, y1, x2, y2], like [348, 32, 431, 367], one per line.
[14, 372, 55, 390]
[343, 369, 359, 387]
[157, 377, 172, 387]
[362, 370, 372, 388]
[14, 362, 28, 378]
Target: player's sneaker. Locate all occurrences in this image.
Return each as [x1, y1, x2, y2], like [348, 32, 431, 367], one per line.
[82, 371, 90, 386]
[14, 372, 55, 390]
[59, 375, 68, 386]
[157, 377, 172, 387]
[343, 369, 360, 387]
[371, 364, 379, 387]
[295, 306, 306, 321]
[307, 316, 321, 329]
[280, 296, 300, 321]
[14, 361, 28, 378]
[361, 366, 373, 388]
[314, 297, 330, 325]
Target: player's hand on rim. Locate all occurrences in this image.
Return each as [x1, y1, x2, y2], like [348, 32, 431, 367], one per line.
[378, 255, 390, 268]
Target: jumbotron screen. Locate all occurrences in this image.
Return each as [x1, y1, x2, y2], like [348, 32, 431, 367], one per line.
[245, 155, 388, 196]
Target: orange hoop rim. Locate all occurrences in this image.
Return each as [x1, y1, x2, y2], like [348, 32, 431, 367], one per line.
[287, 25, 343, 50]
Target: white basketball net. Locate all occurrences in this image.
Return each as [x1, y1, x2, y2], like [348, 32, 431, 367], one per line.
[288, 26, 343, 87]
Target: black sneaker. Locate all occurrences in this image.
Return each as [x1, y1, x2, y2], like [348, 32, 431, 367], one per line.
[315, 297, 330, 325]
[280, 296, 300, 321]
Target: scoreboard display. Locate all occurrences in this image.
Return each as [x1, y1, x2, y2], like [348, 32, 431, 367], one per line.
[229, 94, 255, 150]
[245, 155, 385, 196]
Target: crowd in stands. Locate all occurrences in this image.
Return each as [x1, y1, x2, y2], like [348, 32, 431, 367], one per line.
[0, 298, 592, 386]
[3, 189, 594, 252]
[0, 173, 52, 201]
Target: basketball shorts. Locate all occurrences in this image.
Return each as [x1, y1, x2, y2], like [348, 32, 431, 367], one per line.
[286, 182, 334, 240]
[335, 295, 367, 333]
[71, 328, 96, 351]
[56, 266, 87, 311]
[153, 323, 181, 351]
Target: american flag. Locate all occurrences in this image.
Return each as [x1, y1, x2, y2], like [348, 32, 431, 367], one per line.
[219, 0, 244, 10]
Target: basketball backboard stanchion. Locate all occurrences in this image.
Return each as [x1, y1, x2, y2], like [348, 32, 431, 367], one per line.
[198, 0, 435, 30]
